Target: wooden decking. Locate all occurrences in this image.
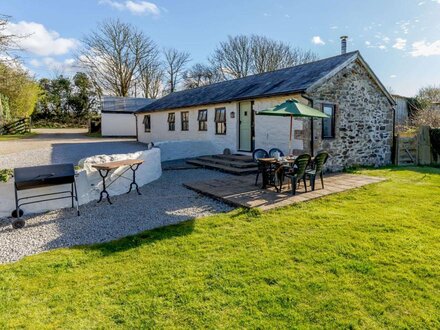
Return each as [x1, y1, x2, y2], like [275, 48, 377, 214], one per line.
[184, 173, 385, 211]
[186, 154, 258, 175]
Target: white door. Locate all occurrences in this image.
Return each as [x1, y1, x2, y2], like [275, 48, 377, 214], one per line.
[239, 101, 252, 151]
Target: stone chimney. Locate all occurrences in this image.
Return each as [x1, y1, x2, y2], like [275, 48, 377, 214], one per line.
[340, 36, 348, 54]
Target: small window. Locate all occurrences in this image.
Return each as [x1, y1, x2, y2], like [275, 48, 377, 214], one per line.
[198, 109, 208, 131]
[143, 115, 151, 132]
[181, 111, 189, 131]
[322, 104, 335, 138]
[167, 113, 175, 131]
[214, 108, 226, 135]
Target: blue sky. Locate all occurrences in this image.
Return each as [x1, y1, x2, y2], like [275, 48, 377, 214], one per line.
[2, 0, 440, 96]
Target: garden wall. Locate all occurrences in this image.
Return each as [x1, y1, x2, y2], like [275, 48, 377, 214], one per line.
[0, 148, 161, 218]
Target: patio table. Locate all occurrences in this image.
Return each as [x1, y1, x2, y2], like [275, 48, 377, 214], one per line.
[258, 157, 296, 190]
[258, 156, 315, 191]
[92, 159, 144, 204]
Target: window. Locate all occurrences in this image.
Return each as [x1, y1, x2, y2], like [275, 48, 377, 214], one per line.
[143, 115, 151, 132]
[322, 104, 335, 138]
[167, 113, 175, 131]
[215, 108, 226, 135]
[198, 109, 208, 131]
[181, 111, 189, 131]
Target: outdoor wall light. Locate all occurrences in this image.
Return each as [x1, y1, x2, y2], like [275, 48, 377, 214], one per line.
[230, 112, 235, 119]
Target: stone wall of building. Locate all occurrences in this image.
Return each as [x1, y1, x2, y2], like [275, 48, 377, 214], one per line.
[303, 60, 394, 171]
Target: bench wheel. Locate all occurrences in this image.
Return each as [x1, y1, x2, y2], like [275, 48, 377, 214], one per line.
[11, 208, 24, 218]
[12, 219, 25, 229]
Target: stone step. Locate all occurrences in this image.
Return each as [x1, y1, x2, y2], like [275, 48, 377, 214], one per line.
[212, 154, 254, 162]
[197, 156, 257, 168]
[186, 159, 258, 175]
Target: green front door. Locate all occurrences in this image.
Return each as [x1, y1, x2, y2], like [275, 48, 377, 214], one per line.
[239, 101, 253, 151]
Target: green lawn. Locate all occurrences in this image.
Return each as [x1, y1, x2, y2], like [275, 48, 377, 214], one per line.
[0, 132, 37, 141]
[0, 167, 439, 329]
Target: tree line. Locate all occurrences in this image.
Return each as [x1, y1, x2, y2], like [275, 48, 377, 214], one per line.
[78, 19, 319, 98]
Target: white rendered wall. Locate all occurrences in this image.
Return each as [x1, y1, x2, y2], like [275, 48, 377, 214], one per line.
[101, 113, 136, 136]
[253, 95, 304, 155]
[136, 102, 239, 160]
[0, 148, 161, 218]
[136, 94, 305, 159]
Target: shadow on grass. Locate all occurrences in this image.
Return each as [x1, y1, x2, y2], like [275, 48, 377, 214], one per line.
[345, 165, 440, 175]
[76, 218, 196, 257]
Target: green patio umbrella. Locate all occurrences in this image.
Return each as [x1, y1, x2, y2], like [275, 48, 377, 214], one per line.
[257, 98, 329, 155]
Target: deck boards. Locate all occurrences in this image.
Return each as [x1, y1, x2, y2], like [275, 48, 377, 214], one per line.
[184, 173, 385, 211]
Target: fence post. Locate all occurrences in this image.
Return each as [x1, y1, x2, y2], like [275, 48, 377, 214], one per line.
[418, 126, 431, 165]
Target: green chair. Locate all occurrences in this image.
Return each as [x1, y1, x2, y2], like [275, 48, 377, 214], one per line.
[306, 152, 329, 191]
[284, 154, 311, 195]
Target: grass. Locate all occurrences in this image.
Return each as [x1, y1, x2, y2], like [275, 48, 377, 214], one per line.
[85, 131, 102, 138]
[0, 167, 439, 329]
[0, 132, 37, 141]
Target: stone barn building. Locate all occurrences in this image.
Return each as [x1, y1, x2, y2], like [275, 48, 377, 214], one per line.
[135, 50, 395, 171]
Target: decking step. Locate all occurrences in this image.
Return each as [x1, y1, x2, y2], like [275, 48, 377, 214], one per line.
[186, 159, 258, 175]
[197, 156, 257, 168]
[212, 154, 254, 162]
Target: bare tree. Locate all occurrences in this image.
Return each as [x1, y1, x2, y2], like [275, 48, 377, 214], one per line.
[138, 56, 164, 99]
[210, 35, 253, 80]
[182, 63, 223, 89]
[210, 34, 319, 79]
[78, 19, 158, 97]
[0, 14, 26, 64]
[163, 48, 190, 93]
[251, 35, 318, 73]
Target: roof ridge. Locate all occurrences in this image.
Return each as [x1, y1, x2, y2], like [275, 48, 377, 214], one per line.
[156, 51, 360, 97]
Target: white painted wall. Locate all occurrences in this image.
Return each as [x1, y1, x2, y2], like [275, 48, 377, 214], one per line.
[136, 102, 239, 159]
[0, 149, 161, 218]
[253, 95, 304, 155]
[101, 113, 136, 137]
[135, 94, 306, 159]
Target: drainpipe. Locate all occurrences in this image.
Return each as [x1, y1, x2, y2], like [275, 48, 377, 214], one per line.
[134, 113, 139, 142]
[301, 93, 315, 156]
[392, 105, 396, 164]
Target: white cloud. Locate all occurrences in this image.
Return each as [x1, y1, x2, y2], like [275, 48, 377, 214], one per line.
[378, 45, 387, 50]
[330, 25, 338, 30]
[390, 75, 397, 78]
[365, 41, 371, 46]
[5, 21, 78, 56]
[42, 57, 79, 73]
[99, 0, 160, 15]
[410, 40, 440, 57]
[392, 38, 407, 50]
[311, 36, 325, 45]
[30, 59, 42, 67]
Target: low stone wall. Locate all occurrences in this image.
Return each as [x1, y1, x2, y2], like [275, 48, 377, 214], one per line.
[0, 148, 162, 218]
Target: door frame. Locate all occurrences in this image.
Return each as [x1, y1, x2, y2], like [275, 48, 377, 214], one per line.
[238, 101, 255, 152]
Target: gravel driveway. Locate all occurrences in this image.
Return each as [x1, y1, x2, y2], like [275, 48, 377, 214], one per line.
[0, 128, 147, 168]
[0, 169, 233, 264]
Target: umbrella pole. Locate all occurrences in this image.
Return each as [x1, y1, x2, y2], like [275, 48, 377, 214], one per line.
[289, 115, 293, 155]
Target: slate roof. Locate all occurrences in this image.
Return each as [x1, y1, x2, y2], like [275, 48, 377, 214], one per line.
[102, 96, 154, 114]
[137, 51, 359, 113]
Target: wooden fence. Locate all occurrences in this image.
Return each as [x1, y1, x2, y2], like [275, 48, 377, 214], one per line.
[0, 118, 31, 135]
[394, 126, 438, 166]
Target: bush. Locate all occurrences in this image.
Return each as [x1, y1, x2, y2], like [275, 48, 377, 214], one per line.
[0, 169, 12, 182]
[413, 109, 440, 128]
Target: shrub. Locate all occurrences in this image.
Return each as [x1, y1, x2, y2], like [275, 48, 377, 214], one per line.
[0, 169, 12, 182]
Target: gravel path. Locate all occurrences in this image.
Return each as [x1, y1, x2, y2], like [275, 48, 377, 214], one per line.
[0, 129, 147, 168]
[0, 169, 233, 264]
